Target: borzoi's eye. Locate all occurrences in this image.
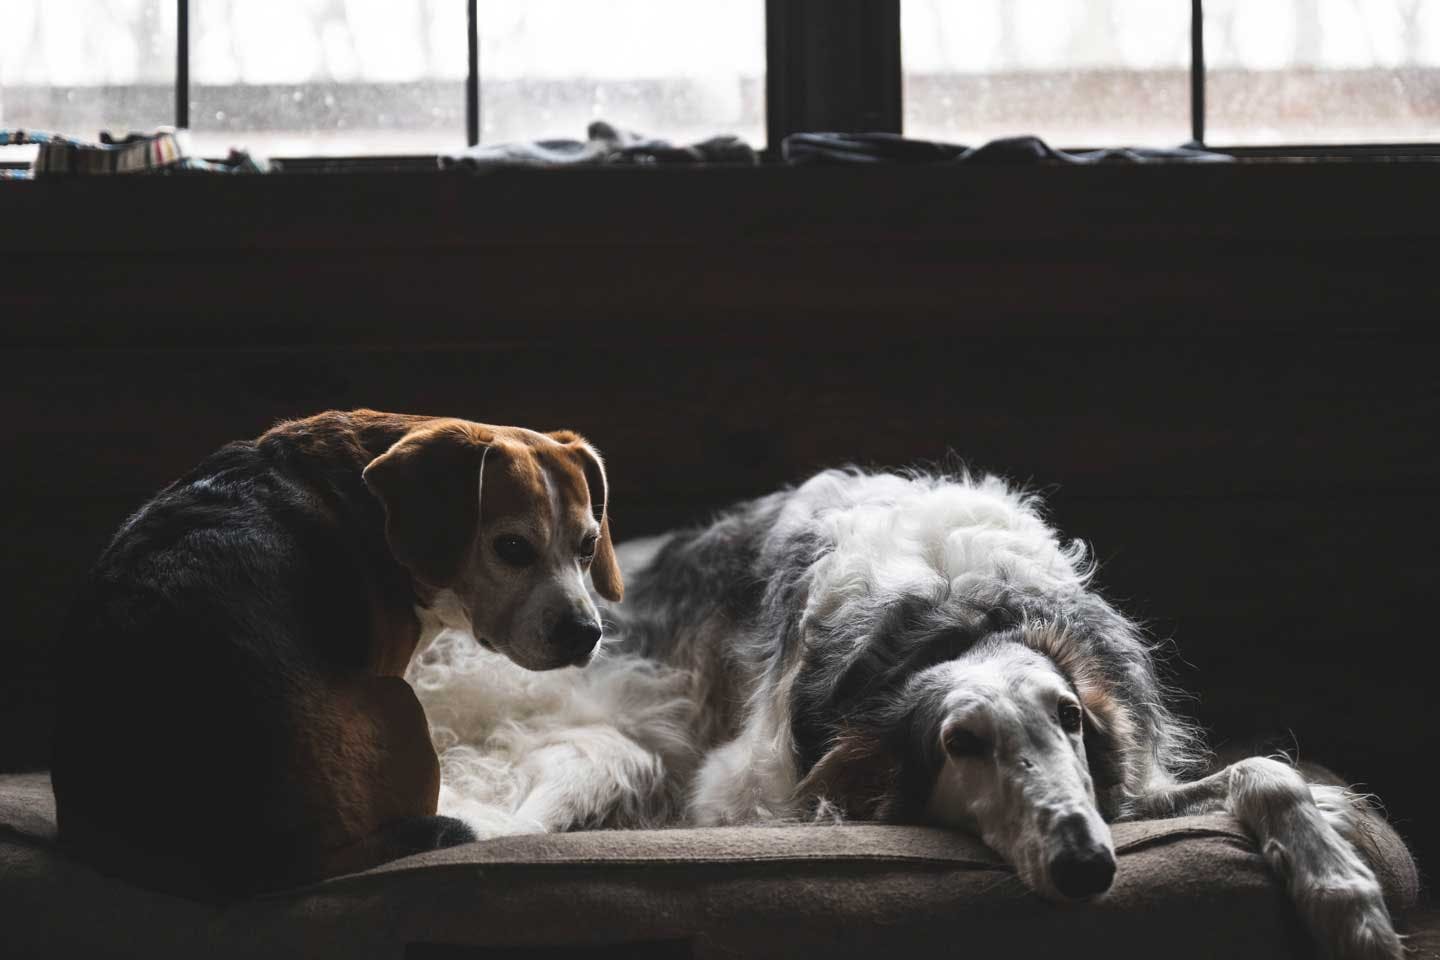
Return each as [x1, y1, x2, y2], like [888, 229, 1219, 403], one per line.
[943, 726, 988, 759]
[1058, 701, 1083, 734]
[493, 535, 537, 567]
[579, 533, 599, 561]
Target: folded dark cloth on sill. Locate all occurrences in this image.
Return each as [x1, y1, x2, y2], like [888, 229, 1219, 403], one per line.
[0, 128, 268, 179]
[440, 120, 758, 170]
[783, 132, 1233, 165]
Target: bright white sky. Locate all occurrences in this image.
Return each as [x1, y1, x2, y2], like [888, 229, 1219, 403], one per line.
[2, 0, 1437, 86]
[905, 0, 1440, 72]
[1, 1, 766, 85]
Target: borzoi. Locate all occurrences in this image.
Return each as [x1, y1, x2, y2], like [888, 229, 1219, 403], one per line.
[411, 468, 1406, 960]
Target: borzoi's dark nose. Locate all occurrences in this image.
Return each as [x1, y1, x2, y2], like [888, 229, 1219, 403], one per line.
[550, 616, 602, 659]
[1049, 814, 1116, 900]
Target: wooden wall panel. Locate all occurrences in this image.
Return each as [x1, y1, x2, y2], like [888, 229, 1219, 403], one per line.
[4, 336, 1435, 500]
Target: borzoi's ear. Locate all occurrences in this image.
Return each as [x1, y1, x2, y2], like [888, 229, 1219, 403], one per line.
[1020, 623, 1134, 810]
[794, 734, 901, 821]
[552, 434, 623, 602]
[363, 423, 488, 587]
[1081, 703, 1132, 818]
[1083, 710, 1123, 789]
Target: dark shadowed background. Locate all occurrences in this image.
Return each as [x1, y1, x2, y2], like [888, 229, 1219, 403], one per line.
[2, 164, 1435, 881]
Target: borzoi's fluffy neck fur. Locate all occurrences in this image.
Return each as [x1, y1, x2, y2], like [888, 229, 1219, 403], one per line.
[793, 469, 1090, 622]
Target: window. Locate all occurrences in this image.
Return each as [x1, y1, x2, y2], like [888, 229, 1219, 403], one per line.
[1, 1, 176, 161]
[3, 0, 766, 159]
[1205, 0, 1440, 144]
[478, 1, 765, 147]
[4, 1, 1438, 162]
[188, 2, 468, 157]
[902, 0, 1440, 147]
[903, 1, 1192, 147]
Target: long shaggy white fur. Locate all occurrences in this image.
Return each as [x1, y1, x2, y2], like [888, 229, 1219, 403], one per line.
[784, 470, 1091, 626]
[406, 630, 695, 836]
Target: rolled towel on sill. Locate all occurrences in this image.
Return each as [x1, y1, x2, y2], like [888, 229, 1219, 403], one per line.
[440, 120, 758, 170]
[0, 128, 268, 179]
[782, 132, 1234, 165]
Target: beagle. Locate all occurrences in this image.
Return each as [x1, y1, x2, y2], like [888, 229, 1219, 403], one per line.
[50, 409, 623, 897]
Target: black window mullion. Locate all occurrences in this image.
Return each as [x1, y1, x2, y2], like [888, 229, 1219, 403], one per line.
[176, 0, 189, 129]
[767, 0, 900, 150]
[765, 0, 790, 150]
[466, 0, 479, 146]
[1191, 0, 1206, 145]
[858, 0, 901, 134]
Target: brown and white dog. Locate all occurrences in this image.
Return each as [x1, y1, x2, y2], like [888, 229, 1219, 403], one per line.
[50, 409, 622, 897]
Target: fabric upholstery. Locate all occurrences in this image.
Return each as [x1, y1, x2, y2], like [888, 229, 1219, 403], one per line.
[0, 772, 1422, 960]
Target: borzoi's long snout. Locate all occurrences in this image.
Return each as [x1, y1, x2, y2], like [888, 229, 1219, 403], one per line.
[924, 646, 1117, 902]
[1041, 805, 1115, 900]
[987, 719, 1116, 902]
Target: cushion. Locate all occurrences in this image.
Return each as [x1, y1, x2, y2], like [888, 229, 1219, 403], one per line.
[0, 772, 1421, 959]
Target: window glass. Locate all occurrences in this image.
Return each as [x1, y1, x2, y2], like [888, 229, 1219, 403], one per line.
[903, 0, 1191, 147]
[1, 0, 175, 161]
[1206, 0, 1440, 144]
[478, 1, 766, 147]
[189, 0, 467, 157]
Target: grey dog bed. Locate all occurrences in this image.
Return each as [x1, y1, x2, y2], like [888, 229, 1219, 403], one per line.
[0, 772, 1424, 959]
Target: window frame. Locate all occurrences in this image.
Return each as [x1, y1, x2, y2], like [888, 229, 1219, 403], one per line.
[4, 0, 1438, 166]
[890, 0, 1440, 156]
[767, 0, 901, 147]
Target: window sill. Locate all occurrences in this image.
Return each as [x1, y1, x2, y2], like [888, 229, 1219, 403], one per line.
[4, 154, 1438, 245]
[6, 142, 1440, 176]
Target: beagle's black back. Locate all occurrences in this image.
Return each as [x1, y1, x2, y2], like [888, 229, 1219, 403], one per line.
[51, 423, 468, 898]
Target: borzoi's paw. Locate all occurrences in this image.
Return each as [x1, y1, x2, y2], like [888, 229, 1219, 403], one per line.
[688, 744, 768, 826]
[1230, 759, 1402, 960]
[512, 732, 671, 831]
[1279, 852, 1402, 960]
[688, 736, 799, 826]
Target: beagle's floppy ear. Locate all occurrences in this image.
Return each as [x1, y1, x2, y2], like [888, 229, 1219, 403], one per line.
[555, 435, 623, 602]
[362, 424, 486, 587]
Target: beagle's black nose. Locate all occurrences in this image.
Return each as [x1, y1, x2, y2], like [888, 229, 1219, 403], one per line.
[550, 616, 603, 657]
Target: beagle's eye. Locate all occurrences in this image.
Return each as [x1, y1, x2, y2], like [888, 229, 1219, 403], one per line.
[579, 533, 599, 561]
[493, 535, 537, 567]
[1058, 701, 1083, 734]
[943, 727, 988, 759]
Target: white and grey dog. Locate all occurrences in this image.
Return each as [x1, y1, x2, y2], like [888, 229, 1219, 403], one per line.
[411, 468, 1408, 960]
